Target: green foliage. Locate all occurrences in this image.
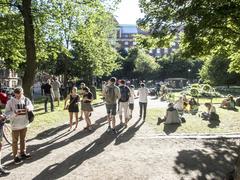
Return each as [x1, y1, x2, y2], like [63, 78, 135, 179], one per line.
[0, 0, 120, 85]
[113, 47, 160, 80]
[199, 53, 240, 85]
[156, 52, 203, 80]
[139, 0, 240, 73]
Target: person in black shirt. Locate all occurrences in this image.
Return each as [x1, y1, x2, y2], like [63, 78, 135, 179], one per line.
[82, 87, 93, 131]
[42, 79, 54, 112]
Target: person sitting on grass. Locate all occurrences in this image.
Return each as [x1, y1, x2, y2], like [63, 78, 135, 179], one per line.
[201, 103, 219, 121]
[159, 103, 182, 125]
[220, 95, 236, 110]
[174, 96, 184, 115]
[189, 97, 199, 115]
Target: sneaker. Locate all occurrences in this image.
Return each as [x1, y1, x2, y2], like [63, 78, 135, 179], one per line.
[106, 126, 111, 132]
[20, 153, 31, 160]
[0, 167, 10, 175]
[14, 157, 23, 164]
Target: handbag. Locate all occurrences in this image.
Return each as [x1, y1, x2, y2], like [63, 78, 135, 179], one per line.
[25, 98, 35, 123]
[28, 111, 35, 123]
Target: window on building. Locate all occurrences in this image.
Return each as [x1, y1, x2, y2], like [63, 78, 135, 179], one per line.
[12, 81, 17, 87]
[133, 42, 137, 46]
[124, 34, 128, 38]
[124, 41, 129, 45]
[164, 48, 168, 54]
[156, 48, 161, 53]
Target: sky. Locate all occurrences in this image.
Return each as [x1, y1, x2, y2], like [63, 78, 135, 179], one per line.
[114, 0, 144, 25]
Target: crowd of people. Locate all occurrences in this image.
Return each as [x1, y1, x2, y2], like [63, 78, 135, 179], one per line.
[0, 76, 240, 176]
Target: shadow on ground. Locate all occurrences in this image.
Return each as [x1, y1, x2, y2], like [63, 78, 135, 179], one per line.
[114, 118, 144, 145]
[2, 116, 108, 168]
[32, 124, 125, 180]
[163, 124, 181, 135]
[173, 139, 239, 179]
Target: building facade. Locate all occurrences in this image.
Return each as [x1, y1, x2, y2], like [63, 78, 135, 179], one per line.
[116, 24, 179, 57]
[0, 69, 20, 88]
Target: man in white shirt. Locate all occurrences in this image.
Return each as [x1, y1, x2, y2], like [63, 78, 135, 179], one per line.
[137, 83, 149, 120]
[5, 87, 34, 164]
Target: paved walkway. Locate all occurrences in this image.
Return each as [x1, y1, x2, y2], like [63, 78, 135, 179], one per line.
[1, 97, 239, 179]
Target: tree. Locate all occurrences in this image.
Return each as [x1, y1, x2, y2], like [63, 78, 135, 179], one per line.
[0, 0, 120, 96]
[113, 48, 160, 80]
[200, 53, 240, 85]
[155, 52, 203, 80]
[138, 0, 240, 73]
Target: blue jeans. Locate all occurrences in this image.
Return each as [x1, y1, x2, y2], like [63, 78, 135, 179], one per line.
[139, 102, 147, 119]
[44, 94, 54, 112]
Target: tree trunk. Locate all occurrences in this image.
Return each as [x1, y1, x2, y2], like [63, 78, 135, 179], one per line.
[21, 0, 37, 99]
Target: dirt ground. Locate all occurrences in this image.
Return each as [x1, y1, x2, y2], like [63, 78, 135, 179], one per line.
[1, 98, 239, 180]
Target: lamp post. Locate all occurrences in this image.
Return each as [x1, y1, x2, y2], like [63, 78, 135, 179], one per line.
[188, 69, 191, 83]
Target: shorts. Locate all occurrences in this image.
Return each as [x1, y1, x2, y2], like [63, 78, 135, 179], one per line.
[129, 103, 134, 110]
[53, 90, 60, 99]
[106, 104, 117, 116]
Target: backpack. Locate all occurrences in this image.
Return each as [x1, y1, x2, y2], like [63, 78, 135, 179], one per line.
[119, 86, 130, 102]
[24, 98, 35, 123]
[105, 85, 116, 104]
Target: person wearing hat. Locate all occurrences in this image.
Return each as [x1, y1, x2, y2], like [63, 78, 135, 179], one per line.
[5, 87, 33, 164]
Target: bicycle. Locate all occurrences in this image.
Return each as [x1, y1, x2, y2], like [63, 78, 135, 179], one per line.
[0, 115, 12, 145]
[2, 119, 12, 145]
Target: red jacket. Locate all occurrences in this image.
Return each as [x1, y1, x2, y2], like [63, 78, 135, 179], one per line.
[0, 92, 8, 104]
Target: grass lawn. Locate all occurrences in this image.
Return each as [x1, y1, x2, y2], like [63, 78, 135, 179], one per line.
[146, 105, 240, 134]
[27, 89, 104, 138]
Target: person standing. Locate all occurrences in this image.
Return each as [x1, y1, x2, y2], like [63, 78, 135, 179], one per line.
[42, 79, 54, 112]
[103, 77, 120, 134]
[81, 87, 94, 131]
[79, 83, 86, 120]
[137, 83, 149, 121]
[64, 87, 80, 131]
[118, 80, 131, 127]
[52, 77, 61, 106]
[128, 85, 135, 119]
[0, 114, 10, 175]
[5, 87, 33, 164]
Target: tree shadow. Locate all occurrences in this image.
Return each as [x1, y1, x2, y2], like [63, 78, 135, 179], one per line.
[163, 124, 181, 135]
[114, 118, 144, 145]
[173, 140, 239, 179]
[32, 125, 124, 180]
[2, 116, 108, 169]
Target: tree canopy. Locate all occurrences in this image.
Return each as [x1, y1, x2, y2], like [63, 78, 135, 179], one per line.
[138, 0, 240, 73]
[0, 0, 120, 95]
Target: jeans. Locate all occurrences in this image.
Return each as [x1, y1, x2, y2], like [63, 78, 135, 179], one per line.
[12, 128, 27, 157]
[139, 102, 147, 119]
[45, 94, 54, 112]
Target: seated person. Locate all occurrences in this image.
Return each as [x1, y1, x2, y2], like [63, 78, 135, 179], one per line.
[182, 94, 190, 112]
[189, 97, 199, 115]
[228, 96, 236, 110]
[220, 95, 231, 109]
[174, 96, 184, 113]
[220, 95, 236, 110]
[164, 103, 181, 124]
[202, 103, 219, 121]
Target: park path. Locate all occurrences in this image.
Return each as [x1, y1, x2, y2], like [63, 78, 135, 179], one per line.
[1, 97, 239, 180]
